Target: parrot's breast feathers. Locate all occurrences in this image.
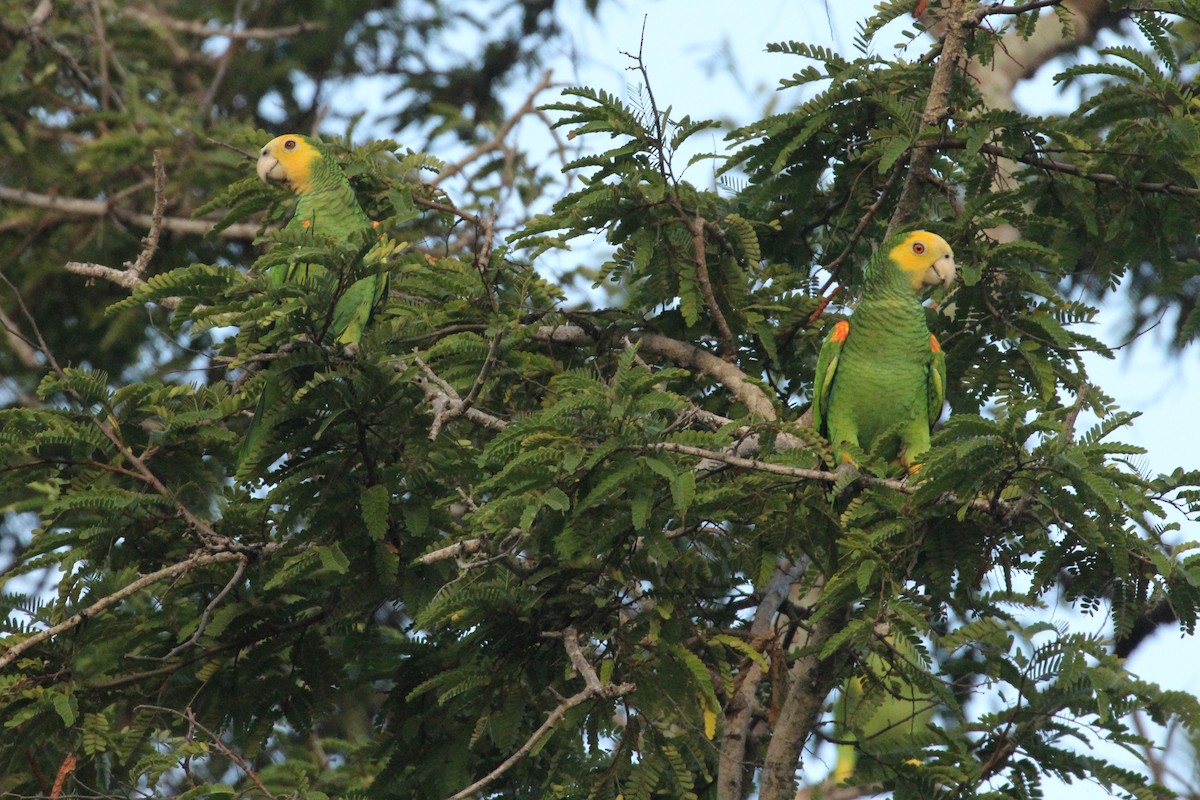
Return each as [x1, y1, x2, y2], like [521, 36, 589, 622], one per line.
[257, 134, 323, 194]
[887, 231, 956, 292]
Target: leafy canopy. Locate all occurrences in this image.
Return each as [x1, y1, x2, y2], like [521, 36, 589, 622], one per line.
[1, 2, 1200, 800]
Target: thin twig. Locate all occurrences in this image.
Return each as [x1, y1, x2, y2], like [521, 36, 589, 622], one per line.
[0, 549, 262, 670]
[981, 0, 1066, 17]
[0, 186, 262, 240]
[128, 150, 167, 277]
[445, 627, 634, 800]
[457, 329, 503, 414]
[138, 706, 279, 800]
[434, 70, 556, 187]
[163, 557, 248, 659]
[123, 6, 323, 40]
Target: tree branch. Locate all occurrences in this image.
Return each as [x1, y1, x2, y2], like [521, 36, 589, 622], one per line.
[433, 70, 556, 187]
[889, 0, 976, 233]
[759, 591, 845, 800]
[0, 548, 269, 670]
[718, 559, 809, 800]
[445, 627, 634, 800]
[0, 185, 262, 240]
[122, 6, 324, 41]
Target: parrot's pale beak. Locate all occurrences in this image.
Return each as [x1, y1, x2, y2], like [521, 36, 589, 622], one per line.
[923, 253, 956, 289]
[257, 151, 286, 184]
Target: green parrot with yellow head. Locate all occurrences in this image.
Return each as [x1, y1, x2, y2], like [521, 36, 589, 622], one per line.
[256, 133, 386, 345]
[238, 134, 389, 476]
[812, 230, 956, 474]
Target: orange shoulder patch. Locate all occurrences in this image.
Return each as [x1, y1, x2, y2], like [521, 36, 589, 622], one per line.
[831, 320, 850, 344]
[929, 333, 941, 353]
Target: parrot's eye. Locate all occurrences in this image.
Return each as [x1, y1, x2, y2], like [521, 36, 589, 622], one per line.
[284, 139, 297, 151]
[911, 241, 926, 255]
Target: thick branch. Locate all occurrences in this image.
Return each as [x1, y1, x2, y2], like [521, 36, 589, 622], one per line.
[759, 605, 846, 800]
[636, 333, 778, 421]
[718, 559, 809, 800]
[889, 0, 976, 232]
[529, 325, 780, 422]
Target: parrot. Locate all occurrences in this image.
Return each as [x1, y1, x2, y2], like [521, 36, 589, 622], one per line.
[256, 132, 387, 345]
[812, 230, 956, 475]
[238, 134, 388, 476]
[832, 631, 937, 783]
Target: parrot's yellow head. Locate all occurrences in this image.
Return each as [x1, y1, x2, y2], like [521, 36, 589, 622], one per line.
[257, 134, 322, 194]
[888, 230, 956, 292]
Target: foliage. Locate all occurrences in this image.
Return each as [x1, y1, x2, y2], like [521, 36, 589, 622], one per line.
[2, 2, 1200, 800]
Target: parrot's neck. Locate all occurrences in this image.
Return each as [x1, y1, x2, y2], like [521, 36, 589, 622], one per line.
[294, 176, 371, 234]
[851, 276, 930, 350]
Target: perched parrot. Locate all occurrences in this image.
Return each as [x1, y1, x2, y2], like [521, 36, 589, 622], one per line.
[812, 230, 956, 474]
[256, 133, 386, 345]
[239, 134, 388, 476]
[833, 632, 937, 783]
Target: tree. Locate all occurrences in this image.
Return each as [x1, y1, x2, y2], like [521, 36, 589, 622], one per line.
[1, 1, 1199, 799]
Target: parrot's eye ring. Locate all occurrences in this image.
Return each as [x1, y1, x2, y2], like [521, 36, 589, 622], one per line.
[284, 139, 297, 151]
[911, 241, 926, 255]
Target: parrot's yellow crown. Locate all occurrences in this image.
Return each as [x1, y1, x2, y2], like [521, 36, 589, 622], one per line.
[257, 134, 322, 194]
[888, 230, 956, 292]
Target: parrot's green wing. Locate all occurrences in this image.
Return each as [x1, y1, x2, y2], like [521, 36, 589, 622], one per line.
[331, 267, 388, 346]
[812, 319, 849, 440]
[927, 333, 945, 429]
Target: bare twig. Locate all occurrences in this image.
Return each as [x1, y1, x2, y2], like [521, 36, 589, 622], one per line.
[139, 706, 279, 800]
[408, 355, 508, 437]
[457, 329, 503, 413]
[0, 304, 41, 368]
[129, 150, 167, 277]
[1062, 382, 1089, 446]
[0, 549, 264, 670]
[163, 557, 248, 659]
[434, 70, 556, 187]
[418, 538, 490, 566]
[925, 139, 1200, 197]
[446, 627, 634, 800]
[122, 6, 323, 40]
[0, 186, 262, 240]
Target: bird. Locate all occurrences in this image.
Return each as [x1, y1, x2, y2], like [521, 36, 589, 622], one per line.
[833, 630, 937, 783]
[238, 134, 389, 476]
[256, 133, 387, 345]
[812, 230, 956, 475]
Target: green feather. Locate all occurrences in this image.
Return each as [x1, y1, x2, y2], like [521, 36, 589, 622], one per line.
[812, 231, 950, 474]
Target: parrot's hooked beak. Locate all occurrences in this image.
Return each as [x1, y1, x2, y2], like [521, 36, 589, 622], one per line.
[257, 149, 286, 185]
[922, 252, 956, 289]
